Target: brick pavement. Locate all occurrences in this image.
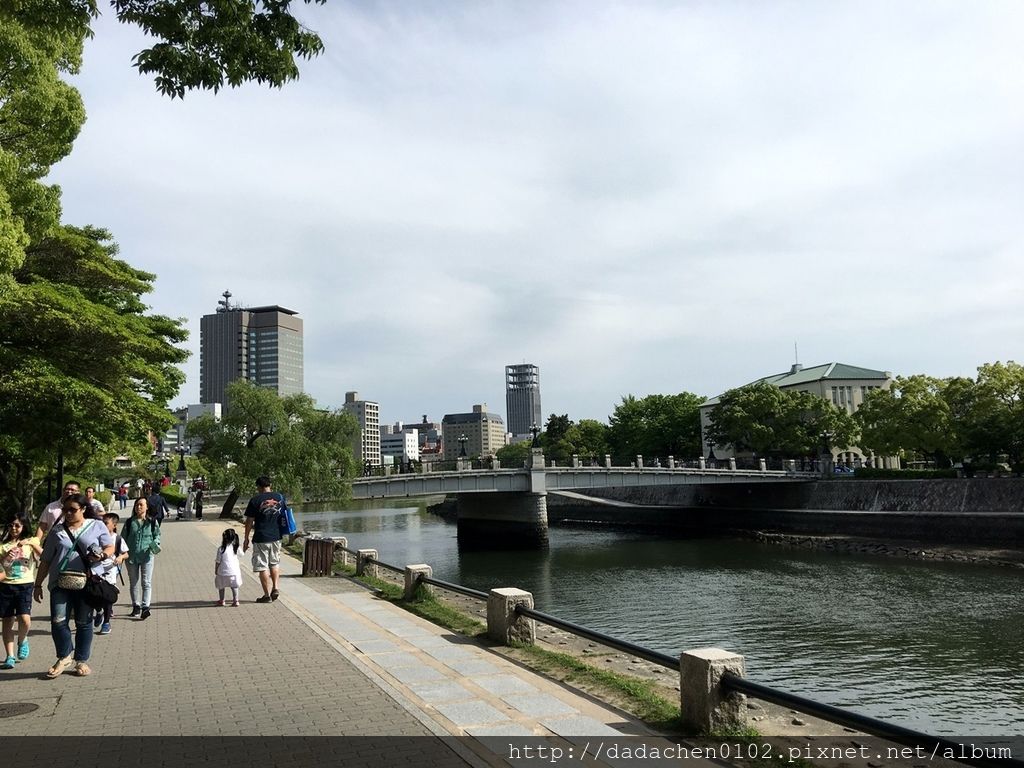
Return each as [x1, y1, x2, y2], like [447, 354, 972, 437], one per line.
[2, 517, 717, 768]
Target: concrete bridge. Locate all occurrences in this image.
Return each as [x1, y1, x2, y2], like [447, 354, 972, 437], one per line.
[351, 455, 813, 547]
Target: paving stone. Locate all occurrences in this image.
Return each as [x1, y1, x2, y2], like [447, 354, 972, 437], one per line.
[540, 715, 623, 737]
[471, 675, 538, 696]
[433, 700, 511, 727]
[406, 680, 478, 704]
[502, 693, 578, 717]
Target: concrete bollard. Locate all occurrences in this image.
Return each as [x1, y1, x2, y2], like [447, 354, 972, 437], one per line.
[333, 536, 348, 567]
[356, 549, 378, 578]
[604, 454, 612, 468]
[758, 458, 766, 471]
[572, 454, 580, 467]
[636, 455, 643, 468]
[487, 588, 536, 645]
[698, 457, 706, 470]
[668, 456, 675, 469]
[679, 648, 746, 732]
[728, 458, 736, 471]
[403, 564, 432, 600]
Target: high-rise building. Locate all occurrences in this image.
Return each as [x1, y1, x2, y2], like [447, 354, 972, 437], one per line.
[344, 391, 381, 467]
[505, 363, 542, 439]
[199, 290, 303, 405]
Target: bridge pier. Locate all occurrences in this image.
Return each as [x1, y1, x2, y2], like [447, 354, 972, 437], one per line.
[456, 491, 549, 549]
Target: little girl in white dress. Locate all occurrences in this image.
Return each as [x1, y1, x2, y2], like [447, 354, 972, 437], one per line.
[215, 528, 243, 606]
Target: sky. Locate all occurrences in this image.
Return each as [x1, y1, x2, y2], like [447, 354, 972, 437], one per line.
[50, 1, 1024, 427]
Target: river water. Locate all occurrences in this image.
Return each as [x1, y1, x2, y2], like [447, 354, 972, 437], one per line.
[294, 500, 1024, 736]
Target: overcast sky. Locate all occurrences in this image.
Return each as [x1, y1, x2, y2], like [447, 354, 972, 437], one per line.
[51, 1, 1024, 426]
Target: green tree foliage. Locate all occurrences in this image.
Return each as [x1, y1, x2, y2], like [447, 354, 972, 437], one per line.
[705, 382, 858, 458]
[607, 392, 704, 463]
[187, 380, 359, 503]
[956, 362, 1024, 463]
[0, 226, 187, 514]
[855, 376, 958, 465]
[495, 440, 533, 468]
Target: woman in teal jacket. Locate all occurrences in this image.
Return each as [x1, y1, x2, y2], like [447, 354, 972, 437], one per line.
[122, 498, 160, 620]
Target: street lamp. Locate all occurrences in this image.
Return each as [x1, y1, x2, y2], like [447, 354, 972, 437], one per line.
[530, 423, 541, 448]
[176, 446, 188, 475]
[458, 434, 468, 458]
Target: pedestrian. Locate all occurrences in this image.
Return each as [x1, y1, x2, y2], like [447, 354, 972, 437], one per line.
[145, 486, 169, 526]
[92, 513, 128, 635]
[84, 487, 105, 518]
[1, 513, 42, 669]
[194, 488, 204, 521]
[122, 498, 160, 620]
[242, 475, 284, 603]
[118, 484, 128, 510]
[214, 529, 242, 606]
[36, 480, 81, 539]
[32, 493, 114, 678]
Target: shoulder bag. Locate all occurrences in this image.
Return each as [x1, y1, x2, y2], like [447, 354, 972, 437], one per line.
[55, 522, 91, 591]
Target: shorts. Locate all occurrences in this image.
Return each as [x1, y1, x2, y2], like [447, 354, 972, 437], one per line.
[0, 582, 33, 617]
[251, 541, 281, 572]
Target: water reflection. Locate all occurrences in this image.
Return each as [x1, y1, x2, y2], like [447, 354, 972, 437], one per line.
[294, 501, 1024, 735]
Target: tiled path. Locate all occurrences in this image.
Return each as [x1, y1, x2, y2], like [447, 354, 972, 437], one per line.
[1, 518, 701, 766]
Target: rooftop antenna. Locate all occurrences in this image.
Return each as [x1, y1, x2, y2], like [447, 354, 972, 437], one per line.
[794, 341, 799, 365]
[217, 289, 232, 313]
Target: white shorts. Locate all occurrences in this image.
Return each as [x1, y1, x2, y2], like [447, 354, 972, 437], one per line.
[251, 541, 281, 572]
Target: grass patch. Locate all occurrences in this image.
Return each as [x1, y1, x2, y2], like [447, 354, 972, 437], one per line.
[707, 725, 816, 768]
[510, 642, 682, 732]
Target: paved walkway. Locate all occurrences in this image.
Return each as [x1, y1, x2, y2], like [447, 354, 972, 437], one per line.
[1, 518, 696, 766]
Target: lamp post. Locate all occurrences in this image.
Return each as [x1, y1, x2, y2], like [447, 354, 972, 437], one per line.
[530, 423, 541, 448]
[458, 434, 468, 458]
[820, 430, 833, 476]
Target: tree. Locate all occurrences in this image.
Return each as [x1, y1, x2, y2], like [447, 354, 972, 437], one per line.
[705, 382, 858, 458]
[495, 441, 533, 468]
[0, 226, 188, 515]
[607, 392, 704, 463]
[855, 376, 959, 466]
[187, 379, 359, 505]
[963, 362, 1024, 463]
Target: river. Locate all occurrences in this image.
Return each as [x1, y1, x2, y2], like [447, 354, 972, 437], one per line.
[293, 499, 1024, 736]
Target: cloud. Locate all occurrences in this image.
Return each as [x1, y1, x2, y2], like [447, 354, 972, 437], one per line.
[49, 0, 1024, 427]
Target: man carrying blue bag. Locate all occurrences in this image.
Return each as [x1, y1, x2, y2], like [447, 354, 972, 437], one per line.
[242, 475, 288, 604]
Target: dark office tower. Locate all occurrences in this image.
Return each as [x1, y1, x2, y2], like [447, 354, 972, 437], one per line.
[505, 363, 542, 439]
[200, 290, 304, 405]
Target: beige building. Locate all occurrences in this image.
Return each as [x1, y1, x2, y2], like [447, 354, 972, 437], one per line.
[343, 391, 381, 467]
[700, 362, 893, 465]
[441, 404, 507, 461]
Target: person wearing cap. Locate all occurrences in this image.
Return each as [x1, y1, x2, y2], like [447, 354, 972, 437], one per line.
[242, 476, 285, 603]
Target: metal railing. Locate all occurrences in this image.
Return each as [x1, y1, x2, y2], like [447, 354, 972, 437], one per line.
[306, 538, 1018, 767]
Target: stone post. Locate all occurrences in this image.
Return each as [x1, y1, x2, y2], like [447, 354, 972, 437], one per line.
[604, 454, 612, 468]
[668, 456, 675, 469]
[549, 460, 556, 468]
[758, 458, 766, 471]
[493, 458, 501, 470]
[487, 588, 536, 645]
[333, 536, 349, 567]
[787, 459, 796, 472]
[403, 564, 432, 600]
[636, 455, 643, 468]
[698, 457, 706, 470]
[679, 648, 746, 732]
[572, 454, 580, 467]
[356, 549, 378, 578]
[728, 458, 736, 471]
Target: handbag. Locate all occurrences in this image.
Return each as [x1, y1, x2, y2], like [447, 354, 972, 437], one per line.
[68, 526, 120, 608]
[55, 522, 91, 591]
[278, 505, 297, 536]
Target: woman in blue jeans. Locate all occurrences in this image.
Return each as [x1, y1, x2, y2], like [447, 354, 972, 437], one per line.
[122, 497, 160, 620]
[33, 493, 114, 678]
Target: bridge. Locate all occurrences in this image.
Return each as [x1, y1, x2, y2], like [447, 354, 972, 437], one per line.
[351, 456, 813, 547]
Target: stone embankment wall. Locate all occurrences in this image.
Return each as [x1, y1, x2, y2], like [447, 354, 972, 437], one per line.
[547, 479, 1024, 547]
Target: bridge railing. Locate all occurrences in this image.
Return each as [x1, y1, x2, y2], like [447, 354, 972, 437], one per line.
[299, 535, 1012, 765]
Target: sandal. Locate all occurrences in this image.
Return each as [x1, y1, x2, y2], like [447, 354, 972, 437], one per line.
[45, 655, 74, 679]
[270, 589, 280, 601]
[73, 662, 91, 677]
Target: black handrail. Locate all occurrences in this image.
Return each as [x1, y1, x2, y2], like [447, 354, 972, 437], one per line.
[365, 557, 404, 575]
[722, 674, 1022, 768]
[418, 574, 489, 600]
[514, 604, 678, 669]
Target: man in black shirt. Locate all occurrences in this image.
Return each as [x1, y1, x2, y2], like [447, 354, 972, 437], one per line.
[242, 475, 284, 603]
